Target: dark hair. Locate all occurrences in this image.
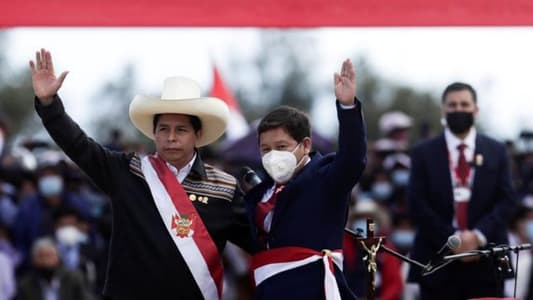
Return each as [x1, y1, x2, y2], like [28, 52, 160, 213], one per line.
[153, 114, 202, 134]
[258, 106, 311, 143]
[52, 206, 82, 223]
[441, 82, 477, 104]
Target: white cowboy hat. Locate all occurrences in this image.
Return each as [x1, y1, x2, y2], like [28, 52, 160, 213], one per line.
[129, 76, 229, 147]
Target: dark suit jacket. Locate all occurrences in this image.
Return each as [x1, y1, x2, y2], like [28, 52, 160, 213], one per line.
[407, 133, 516, 285]
[245, 100, 367, 300]
[16, 268, 93, 300]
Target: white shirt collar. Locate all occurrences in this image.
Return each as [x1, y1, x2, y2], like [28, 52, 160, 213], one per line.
[444, 127, 476, 152]
[165, 152, 197, 183]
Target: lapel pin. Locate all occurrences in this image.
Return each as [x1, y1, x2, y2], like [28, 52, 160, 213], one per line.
[475, 154, 483, 167]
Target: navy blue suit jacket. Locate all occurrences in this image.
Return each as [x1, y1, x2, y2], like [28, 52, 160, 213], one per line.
[245, 100, 367, 300]
[407, 132, 516, 285]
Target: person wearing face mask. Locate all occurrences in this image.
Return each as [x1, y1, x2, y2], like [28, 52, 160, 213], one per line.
[13, 163, 90, 270]
[407, 82, 517, 299]
[17, 237, 94, 300]
[244, 59, 367, 300]
[52, 207, 99, 293]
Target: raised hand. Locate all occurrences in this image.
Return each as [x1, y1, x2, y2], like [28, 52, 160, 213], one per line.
[334, 59, 356, 106]
[29, 48, 68, 105]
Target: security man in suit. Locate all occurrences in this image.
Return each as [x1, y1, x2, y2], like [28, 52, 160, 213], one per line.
[407, 82, 516, 299]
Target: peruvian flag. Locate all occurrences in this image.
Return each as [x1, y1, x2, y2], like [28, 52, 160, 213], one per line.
[210, 66, 249, 142]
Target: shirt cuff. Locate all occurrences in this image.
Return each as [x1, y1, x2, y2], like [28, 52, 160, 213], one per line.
[339, 103, 356, 109]
[473, 229, 487, 247]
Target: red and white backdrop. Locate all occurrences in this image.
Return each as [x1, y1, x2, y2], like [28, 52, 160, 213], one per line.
[1, 0, 533, 27]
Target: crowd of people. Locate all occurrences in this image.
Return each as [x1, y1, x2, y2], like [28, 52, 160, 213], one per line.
[2, 111, 532, 300]
[0, 49, 531, 300]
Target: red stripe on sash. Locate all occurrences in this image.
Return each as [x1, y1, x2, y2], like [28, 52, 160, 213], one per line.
[149, 155, 223, 298]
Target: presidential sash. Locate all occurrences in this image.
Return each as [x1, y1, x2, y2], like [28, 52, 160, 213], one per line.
[251, 247, 343, 300]
[141, 155, 223, 299]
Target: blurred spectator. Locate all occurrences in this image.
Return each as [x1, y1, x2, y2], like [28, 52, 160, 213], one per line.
[516, 130, 533, 201]
[0, 249, 15, 300]
[0, 222, 21, 270]
[379, 111, 413, 150]
[0, 117, 8, 163]
[390, 213, 420, 300]
[367, 167, 394, 204]
[52, 207, 98, 291]
[505, 204, 533, 299]
[384, 153, 411, 214]
[103, 129, 125, 152]
[0, 182, 18, 228]
[0, 222, 16, 300]
[16, 237, 93, 300]
[13, 162, 90, 267]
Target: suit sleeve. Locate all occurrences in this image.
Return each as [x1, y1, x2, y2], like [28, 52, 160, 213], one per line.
[408, 145, 456, 248]
[473, 144, 517, 241]
[227, 190, 254, 254]
[35, 95, 129, 196]
[322, 99, 367, 195]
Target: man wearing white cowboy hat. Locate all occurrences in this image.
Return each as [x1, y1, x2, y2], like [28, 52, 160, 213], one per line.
[29, 48, 252, 300]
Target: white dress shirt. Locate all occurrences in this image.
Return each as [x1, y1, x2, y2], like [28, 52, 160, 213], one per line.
[165, 153, 197, 183]
[444, 127, 487, 246]
[444, 127, 476, 186]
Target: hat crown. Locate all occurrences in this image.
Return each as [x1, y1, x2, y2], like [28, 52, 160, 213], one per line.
[161, 76, 201, 100]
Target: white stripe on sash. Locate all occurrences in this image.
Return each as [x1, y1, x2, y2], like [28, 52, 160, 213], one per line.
[141, 156, 220, 300]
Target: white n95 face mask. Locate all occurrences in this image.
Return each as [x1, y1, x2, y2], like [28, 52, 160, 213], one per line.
[262, 144, 301, 184]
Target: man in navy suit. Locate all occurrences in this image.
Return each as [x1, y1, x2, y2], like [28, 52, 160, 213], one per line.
[407, 82, 516, 299]
[244, 59, 367, 300]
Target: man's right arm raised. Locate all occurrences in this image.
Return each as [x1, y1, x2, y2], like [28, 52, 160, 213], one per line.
[30, 48, 128, 195]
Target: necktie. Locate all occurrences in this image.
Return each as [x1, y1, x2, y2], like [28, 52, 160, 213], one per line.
[255, 184, 284, 233]
[455, 143, 470, 229]
[456, 144, 470, 186]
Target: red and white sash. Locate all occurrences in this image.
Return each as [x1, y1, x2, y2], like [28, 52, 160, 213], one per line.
[141, 155, 223, 299]
[251, 247, 343, 300]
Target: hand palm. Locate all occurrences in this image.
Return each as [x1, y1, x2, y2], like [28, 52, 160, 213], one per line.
[334, 59, 356, 105]
[33, 71, 61, 99]
[335, 80, 355, 102]
[30, 49, 68, 103]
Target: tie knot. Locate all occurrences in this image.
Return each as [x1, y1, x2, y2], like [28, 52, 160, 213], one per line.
[457, 144, 467, 152]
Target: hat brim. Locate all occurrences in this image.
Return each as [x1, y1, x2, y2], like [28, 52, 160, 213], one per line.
[129, 95, 229, 147]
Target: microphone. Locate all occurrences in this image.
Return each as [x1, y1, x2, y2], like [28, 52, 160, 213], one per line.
[423, 235, 461, 275]
[238, 166, 262, 193]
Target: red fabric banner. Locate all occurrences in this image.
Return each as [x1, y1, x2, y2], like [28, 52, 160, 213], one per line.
[1, 0, 533, 27]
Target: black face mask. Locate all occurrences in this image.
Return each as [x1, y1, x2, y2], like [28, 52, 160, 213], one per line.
[446, 112, 474, 135]
[36, 266, 57, 282]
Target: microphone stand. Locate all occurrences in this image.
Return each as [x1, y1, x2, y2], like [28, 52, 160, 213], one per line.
[440, 243, 532, 299]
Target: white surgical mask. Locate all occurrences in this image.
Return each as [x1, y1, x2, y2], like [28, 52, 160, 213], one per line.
[391, 169, 410, 187]
[262, 143, 303, 184]
[372, 182, 393, 201]
[56, 225, 85, 246]
[38, 175, 64, 197]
